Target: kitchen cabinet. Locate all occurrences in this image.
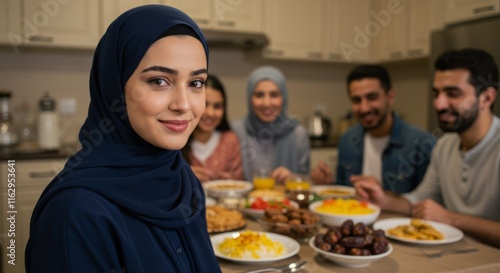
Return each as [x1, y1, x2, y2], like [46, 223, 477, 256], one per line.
[164, 0, 264, 33]
[373, 0, 445, 62]
[101, 0, 157, 33]
[1, 159, 66, 273]
[310, 147, 338, 182]
[18, 0, 100, 49]
[264, 0, 325, 61]
[326, 0, 372, 63]
[444, 0, 500, 25]
[0, 0, 21, 46]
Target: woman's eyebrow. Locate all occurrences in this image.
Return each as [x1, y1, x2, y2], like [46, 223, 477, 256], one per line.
[142, 66, 177, 75]
[141, 66, 207, 77]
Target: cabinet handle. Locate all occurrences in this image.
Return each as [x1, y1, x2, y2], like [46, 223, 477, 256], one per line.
[265, 49, 284, 57]
[329, 53, 344, 61]
[408, 48, 423, 57]
[390, 51, 403, 59]
[217, 21, 235, 27]
[195, 19, 209, 25]
[308, 51, 323, 59]
[473, 5, 495, 14]
[28, 35, 53, 43]
[29, 170, 57, 178]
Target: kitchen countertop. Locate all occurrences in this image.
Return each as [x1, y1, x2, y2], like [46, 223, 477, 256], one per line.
[310, 136, 339, 149]
[0, 148, 71, 161]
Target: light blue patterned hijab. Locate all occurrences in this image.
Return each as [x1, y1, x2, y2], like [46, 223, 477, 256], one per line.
[244, 66, 298, 138]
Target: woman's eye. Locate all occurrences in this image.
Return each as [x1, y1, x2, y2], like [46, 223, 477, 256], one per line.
[190, 80, 205, 88]
[147, 77, 168, 87]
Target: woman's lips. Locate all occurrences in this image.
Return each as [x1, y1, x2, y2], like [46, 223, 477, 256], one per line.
[160, 119, 189, 132]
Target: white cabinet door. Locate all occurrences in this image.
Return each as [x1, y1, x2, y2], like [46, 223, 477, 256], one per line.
[1, 159, 66, 273]
[444, 0, 500, 24]
[373, 0, 407, 61]
[374, 0, 445, 62]
[164, 0, 212, 28]
[326, 0, 372, 63]
[101, 0, 158, 34]
[21, 0, 100, 49]
[264, 0, 325, 61]
[211, 0, 263, 33]
[0, 0, 21, 46]
[166, 0, 263, 32]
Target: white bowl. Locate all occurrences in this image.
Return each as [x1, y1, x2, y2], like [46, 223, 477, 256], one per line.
[203, 180, 253, 198]
[309, 236, 392, 268]
[312, 185, 355, 199]
[241, 197, 299, 219]
[308, 200, 380, 227]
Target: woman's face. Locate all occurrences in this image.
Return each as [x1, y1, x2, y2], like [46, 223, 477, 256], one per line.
[196, 87, 225, 133]
[125, 35, 207, 150]
[251, 80, 283, 123]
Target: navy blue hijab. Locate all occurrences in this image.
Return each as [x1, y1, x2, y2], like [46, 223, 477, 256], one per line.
[27, 5, 219, 272]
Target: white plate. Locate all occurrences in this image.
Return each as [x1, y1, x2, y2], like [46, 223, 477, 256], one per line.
[203, 180, 253, 198]
[373, 218, 464, 245]
[205, 197, 216, 206]
[312, 185, 355, 199]
[241, 197, 299, 219]
[211, 231, 300, 264]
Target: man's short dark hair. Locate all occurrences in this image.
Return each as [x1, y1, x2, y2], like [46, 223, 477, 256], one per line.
[347, 65, 392, 93]
[435, 48, 499, 106]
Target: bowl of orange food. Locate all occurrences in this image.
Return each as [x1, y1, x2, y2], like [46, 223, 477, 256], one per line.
[309, 198, 380, 227]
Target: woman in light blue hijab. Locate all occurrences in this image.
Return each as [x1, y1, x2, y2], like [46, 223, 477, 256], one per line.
[232, 66, 310, 184]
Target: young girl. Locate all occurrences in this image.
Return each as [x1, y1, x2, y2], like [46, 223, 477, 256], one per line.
[25, 5, 221, 273]
[182, 74, 243, 182]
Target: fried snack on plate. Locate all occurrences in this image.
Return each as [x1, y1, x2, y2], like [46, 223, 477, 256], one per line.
[206, 205, 245, 233]
[388, 218, 444, 240]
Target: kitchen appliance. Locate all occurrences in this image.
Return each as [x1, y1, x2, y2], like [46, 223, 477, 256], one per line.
[307, 110, 331, 139]
[429, 15, 500, 133]
[0, 90, 18, 149]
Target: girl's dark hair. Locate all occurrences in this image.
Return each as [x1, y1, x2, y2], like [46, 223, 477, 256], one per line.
[181, 74, 231, 163]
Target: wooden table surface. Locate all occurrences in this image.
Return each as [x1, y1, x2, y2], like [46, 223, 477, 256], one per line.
[214, 212, 500, 273]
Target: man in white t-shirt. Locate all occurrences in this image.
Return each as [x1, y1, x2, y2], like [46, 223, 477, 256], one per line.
[355, 48, 500, 248]
[311, 65, 436, 194]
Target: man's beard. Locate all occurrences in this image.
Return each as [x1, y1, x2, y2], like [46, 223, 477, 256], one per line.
[360, 108, 389, 132]
[437, 101, 479, 133]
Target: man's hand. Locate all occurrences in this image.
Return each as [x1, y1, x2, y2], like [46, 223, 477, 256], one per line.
[310, 161, 333, 184]
[351, 175, 387, 207]
[271, 166, 292, 185]
[191, 166, 214, 182]
[413, 199, 451, 224]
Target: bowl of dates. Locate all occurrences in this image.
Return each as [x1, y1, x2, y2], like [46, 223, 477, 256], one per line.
[309, 220, 392, 267]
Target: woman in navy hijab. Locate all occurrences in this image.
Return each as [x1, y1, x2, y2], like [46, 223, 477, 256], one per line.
[25, 5, 221, 273]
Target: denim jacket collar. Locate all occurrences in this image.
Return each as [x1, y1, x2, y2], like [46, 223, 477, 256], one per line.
[348, 112, 404, 148]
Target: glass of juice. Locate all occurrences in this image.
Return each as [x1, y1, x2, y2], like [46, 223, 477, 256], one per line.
[285, 174, 313, 209]
[253, 167, 275, 190]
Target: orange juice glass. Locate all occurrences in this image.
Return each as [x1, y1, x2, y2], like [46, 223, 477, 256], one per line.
[285, 175, 311, 191]
[253, 167, 275, 190]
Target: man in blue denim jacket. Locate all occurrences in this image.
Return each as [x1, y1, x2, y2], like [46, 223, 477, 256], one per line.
[311, 65, 436, 193]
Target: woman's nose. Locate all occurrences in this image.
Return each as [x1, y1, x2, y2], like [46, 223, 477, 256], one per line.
[169, 87, 190, 113]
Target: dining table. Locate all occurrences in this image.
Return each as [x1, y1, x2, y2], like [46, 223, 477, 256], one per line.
[214, 212, 500, 273]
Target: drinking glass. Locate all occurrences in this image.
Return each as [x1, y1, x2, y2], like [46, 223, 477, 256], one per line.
[253, 167, 275, 190]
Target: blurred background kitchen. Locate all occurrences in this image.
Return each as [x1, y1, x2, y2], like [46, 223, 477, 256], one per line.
[3, 1, 500, 272]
